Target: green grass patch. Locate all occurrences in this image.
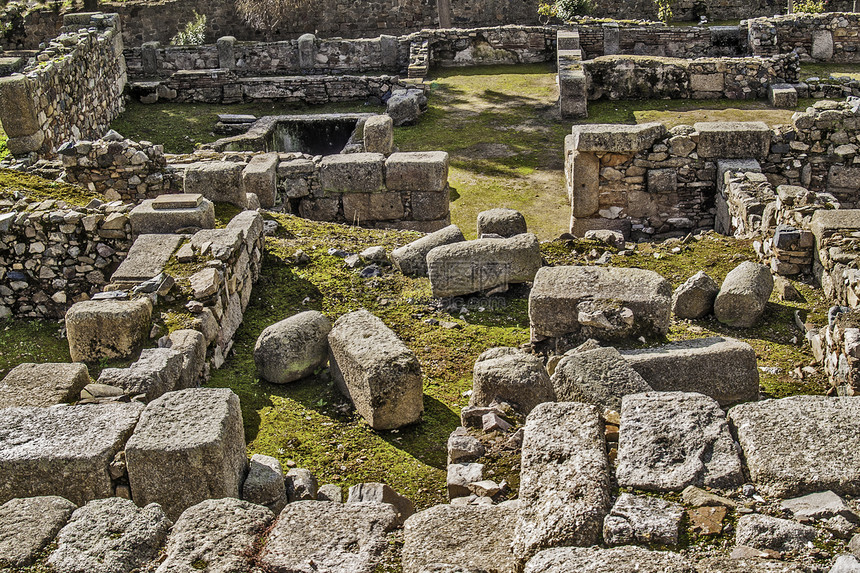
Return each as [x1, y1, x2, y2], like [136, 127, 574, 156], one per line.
[0, 318, 71, 379]
[800, 62, 860, 82]
[0, 123, 8, 162]
[0, 168, 99, 207]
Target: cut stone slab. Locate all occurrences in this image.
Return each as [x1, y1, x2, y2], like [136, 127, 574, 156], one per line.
[391, 224, 465, 277]
[694, 122, 771, 160]
[728, 396, 860, 498]
[447, 463, 485, 499]
[47, 498, 170, 573]
[242, 453, 287, 514]
[426, 233, 541, 297]
[448, 431, 485, 464]
[190, 227, 244, 261]
[385, 151, 449, 191]
[512, 402, 611, 565]
[616, 392, 744, 492]
[125, 388, 247, 521]
[258, 501, 399, 573]
[551, 346, 652, 412]
[66, 298, 153, 362]
[97, 347, 184, 402]
[0, 362, 89, 408]
[254, 310, 332, 384]
[111, 235, 184, 283]
[620, 337, 759, 406]
[152, 194, 203, 209]
[0, 402, 144, 505]
[471, 347, 555, 415]
[714, 262, 774, 328]
[0, 496, 77, 567]
[696, 555, 818, 572]
[603, 493, 684, 547]
[184, 161, 246, 207]
[570, 123, 667, 153]
[735, 513, 817, 553]
[810, 210, 860, 245]
[320, 152, 385, 193]
[402, 503, 518, 573]
[769, 83, 798, 109]
[155, 498, 274, 573]
[328, 310, 423, 430]
[781, 491, 854, 522]
[524, 546, 694, 573]
[242, 152, 279, 208]
[672, 271, 719, 319]
[363, 115, 394, 155]
[347, 482, 414, 525]
[528, 266, 672, 342]
[476, 208, 527, 238]
[129, 197, 215, 236]
[164, 329, 206, 390]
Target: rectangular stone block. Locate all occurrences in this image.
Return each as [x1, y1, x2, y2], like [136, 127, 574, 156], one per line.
[647, 168, 677, 193]
[320, 153, 385, 193]
[569, 216, 631, 239]
[110, 234, 184, 283]
[769, 83, 798, 108]
[810, 209, 860, 244]
[411, 190, 449, 221]
[65, 299, 153, 363]
[129, 198, 216, 236]
[690, 73, 725, 93]
[559, 65, 588, 120]
[0, 362, 90, 408]
[694, 122, 770, 159]
[343, 192, 404, 222]
[0, 403, 144, 505]
[716, 159, 761, 194]
[242, 153, 279, 208]
[557, 29, 580, 51]
[385, 152, 449, 192]
[0, 75, 39, 138]
[152, 194, 203, 210]
[569, 150, 599, 217]
[571, 123, 667, 154]
[184, 161, 246, 207]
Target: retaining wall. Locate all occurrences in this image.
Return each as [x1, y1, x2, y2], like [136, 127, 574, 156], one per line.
[749, 12, 860, 62]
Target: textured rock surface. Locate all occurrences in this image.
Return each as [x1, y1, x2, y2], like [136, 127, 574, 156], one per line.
[714, 262, 774, 328]
[524, 546, 694, 573]
[391, 224, 465, 277]
[254, 310, 332, 384]
[470, 347, 555, 414]
[48, 498, 171, 573]
[447, 463, 484, 499]
[125, 388, 247, 521]
[66, 298, 152, 362]
[672, 271, 719, 319]
[258, 501, 399, 573]
[155, 498, 274, 573]
[476, 208, 527, 238]
[447, 431, 485, 465]
[0, 402, 144, 505]
[512, 402, 611, 565]
[402, 503, 519, 573]
[97, 347, 184, 402]
[620, 337, 759, 406]
[0, 496, 77, 567]
[617, 392, 744, 492]
[164, 329, 206, 390]
[328, 310, 423, 430]
[0, 362, 89, 408]
[287, 468, 319, 502]
[696, 556, 819, 572]
[348, 482, 414, 525]
[603, 493, 685, 547]
[729, 396, 860, 497]
[551, 347, 651, 411]
[735, 514, 817, 553]
[242, 453, 287, 514]
[781, 491, 854, 522]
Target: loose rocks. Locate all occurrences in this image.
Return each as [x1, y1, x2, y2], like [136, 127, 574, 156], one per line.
[254, 310, 332, 384]
[391, 224, 465, 277]
[714, 262, 774, 328]
[470, 347, 555, 415]
[476, 208, 527, 238]
[735, 514, 817, 553]
[348, 482, 414, 525]
[242, 453, 287, 514]
[97, 347, 184, 402]
[0, 496, 77, 567]
[551, 346, 652, 412]
[672, 271, 719, 319]
[524, 546, 694, 573]
[287, 468, 318, 502]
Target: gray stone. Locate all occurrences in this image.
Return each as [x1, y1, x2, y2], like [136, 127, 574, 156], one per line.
[47, 498, 170, 573]
[832, 555, 860, 573]
[528, 266, 672, 342]
[318, 484, 343, 502]
[551, 347, 651, 412]
[672, 271, 719, 319]
[128, 199, 215, 236]
[242, 153, 278, 208]
[0, 403, 143, 505]
[447, 463, 484, 499]
[387, 90, 422, 126]
[728, 396, 860, 498]
[681, 485, 736, 508]
[512, 402, 611, 565]
[258, 501, 399, 573]
[97, 347, 184, 402]
[617, 392, 744, 492]
[156, 498, 274, 573]
[343, 191, 404, 222]
[242, 453, 287, 514]
[287, 468, 318, 502]
[0, 496, 77, 567]
[782, 491, 854, 522]
[812, 30, 834, 60]
[427, 234, 541, 298]
[364, 115, 394, 155]
[524, 546, 694, 573]
[811, 210, 860, 245]
[603, 493, 685, 547]
[714, 262, 773, 328]
[769, 84, 798, 109]
[402, 503, 518, 573]
[694, 122, 771, 160]
[348, 482, 414, 525]
[648, 168, 678, 193]
[0, 362, 89, 408]
[735, 513, 817, 553]
[470, 347, 554, 415]
[571, 123, 667, 153]
[391, 224, 465, 277]
[483, 412, 511, 432]
[184, 161, 246, 207]
[66, 298, 152, 362]
[386, 151, 448, 192]
[328, 310, 423, 430]
[698, 555, 818, 572]
[254, 311, 331, 384]
[476, 208, 527, 238]
[448, 431, 485, 464]
[620, 337, 759, 406]
[584, 229, 625, 248]
[111, 235, 184, 283]
[320, 153, 385, 193]
[125, 388, 247, 521]
[163, 329, 206, 390]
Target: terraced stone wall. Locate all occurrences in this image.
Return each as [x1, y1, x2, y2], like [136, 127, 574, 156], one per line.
[749, 12, 860, 62]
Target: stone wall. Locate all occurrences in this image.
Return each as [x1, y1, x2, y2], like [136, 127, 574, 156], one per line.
[0, 3, 62, 51]
[575, 22, 747, 60]
[586, 0, 851, 22]
[749, 12, 860, 62]
[0, 194, 133, 319]
[0, 13, 127, 159]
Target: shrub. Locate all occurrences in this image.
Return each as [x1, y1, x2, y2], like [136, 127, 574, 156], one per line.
[794, 0, 826, 13]
[170, 11, 206, 46]
[655, 0, 674, 23]
[555, 0, 593, 20]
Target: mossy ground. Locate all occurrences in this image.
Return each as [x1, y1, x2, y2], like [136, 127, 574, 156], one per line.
[0, 124, 8, 162]
[0, 168, 100, 207]
[800, 62, 860, 81]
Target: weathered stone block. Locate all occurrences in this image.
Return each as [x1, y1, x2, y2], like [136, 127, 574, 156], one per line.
[0, 403, 144, 505]
[320, 153, 385, 193]
[125, 388, 247, 521]
[385, 151, 449, 192]
[254, 310, 331, 384]
[602, 493, 684, 547]
[164, 329, 206, 390]
[242, 453, 287, 514]
[768, 83, 798, 108]
[0, 362, 89, 408]
[184, 161, 246, 207]
[242, 153, 279, 208]
[0, 496, 77, 567]
[66, 298, 153, 362]
[328, 310, 423, 430]
[391, 224, 465, 277]
[571, 122, 667, 153]
[557, 29, 580, 51]
[551, 347, 651, 412]
[411, 190, 450, 221]
[735, 514, 817, 553]
[476, 208, 527, 237]
[524, 546, 693, 573]
[694, 122, 770, 159]
[217, 35, 236, 69]
[568, 149, 600, 217]
[648, 168, 677, 193]
[0, 75, 40, 139]
[363, 115, 394, 155]
[811, 209, 860, 245]
[714, 261, 773, 328]
[672, 270, 719, 319]
[110, 234, 183, 283]
[343, 191, 404, 222]
[97, 347, 184, 402]
[812, 29, 834, 60]
[690, 73, 725, 93]
[559, 63, 588, 119]
[471, 347, 555, 415]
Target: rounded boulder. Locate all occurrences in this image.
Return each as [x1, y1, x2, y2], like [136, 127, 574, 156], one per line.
[714, 262, 774, 328]
[254, 311, 332, 384]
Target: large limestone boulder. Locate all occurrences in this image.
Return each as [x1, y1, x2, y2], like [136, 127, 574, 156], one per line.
[672, 271, 719, 319]
[620, 337, 759, 406]
[66, 298, 152, 362]
[125, 388, 248, 521]
[0, 362, 89, 408]
[427, 234, 541, 297]
[163, 329, 207, 390]
[470, 347, 555, 415]
[551, 347, 652, 412]
[0, 402, 144, 505]
[184, 161, 246, 207]
[524, 546, 694, 573]
[47, 498, 171, 573]
[728, 396, 860, 497]
[385, 151, 449, 192]
[254, 311, 332, 384]
[155, 498, 274, 573]
[616, 392, 744, 492]
[0, 496, 77, 567]
[402, 502, 519, 573]
[714, 262, 774, 328]
[476, 208, 527, 238]
[97, 347, 184, 402]
[512, 402, 611, 565]
[258, 501, 400, 573]
[529, 266, 671, 342]
[391, 224, 465, 277]
[603, 493, 684, 547]
[735, 514, 817, 553]
[328, 310, 423, 430]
